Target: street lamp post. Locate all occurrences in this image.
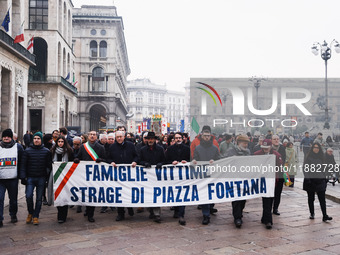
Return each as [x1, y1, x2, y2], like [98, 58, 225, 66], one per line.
[311, 40, 340, 129]
[249, 76, 266, 109]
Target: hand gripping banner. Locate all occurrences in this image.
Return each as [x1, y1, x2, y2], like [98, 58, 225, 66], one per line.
[53, 155, 276, 207]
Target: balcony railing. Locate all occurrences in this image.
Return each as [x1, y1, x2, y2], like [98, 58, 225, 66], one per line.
[29, 74, 78, 94]
[0, 30, 35, 63]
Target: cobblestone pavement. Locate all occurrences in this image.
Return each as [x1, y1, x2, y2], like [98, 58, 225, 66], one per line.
[1, 180, 340, 255]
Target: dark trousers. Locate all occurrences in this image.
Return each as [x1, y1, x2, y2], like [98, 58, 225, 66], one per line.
[262, 197, 273, 224]
[117, 207, 134, 216]
[232, 200, 246, 220]
[26, 177, 46, 218]
[307, 191, 327, 216]
[57, 205, 68, 221]
[174, 206, 185, 217]
[0, 179, 18, 221]
[201, 204, 213, 217]
[86, 206, 95, 218]
[273, 178, 284, 210]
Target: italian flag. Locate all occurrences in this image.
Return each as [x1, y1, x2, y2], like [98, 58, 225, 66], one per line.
[14, 21, 24, 44]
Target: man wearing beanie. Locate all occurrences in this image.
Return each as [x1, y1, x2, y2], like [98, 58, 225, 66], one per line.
[0, 129, 24, 227]
[190, 125, 220, 159]
[20, 131, 52, 225]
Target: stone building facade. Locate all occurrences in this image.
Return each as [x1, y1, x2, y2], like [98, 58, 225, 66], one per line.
[73, 5, 130, 133]
[127, 78, 185, 133]
[25, 0, 78, 133]
[0, 0, 35, 141]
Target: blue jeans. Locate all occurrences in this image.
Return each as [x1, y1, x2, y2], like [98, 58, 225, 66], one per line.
[26, 177, 46, 218]
[0, 179, 18, 221]
[201, 204, 213, 217]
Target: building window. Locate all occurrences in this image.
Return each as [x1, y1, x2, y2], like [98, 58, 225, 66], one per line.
[92, 67, 105, 91]
[90, 41, 97, 57]
[99, 41, 107, 57]
[101, 29, 106, 35]
[91, 29, 97, 35]
[29, 0, 48, 30]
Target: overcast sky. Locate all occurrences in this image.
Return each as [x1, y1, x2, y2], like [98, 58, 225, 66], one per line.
[72, 0, 340, 91]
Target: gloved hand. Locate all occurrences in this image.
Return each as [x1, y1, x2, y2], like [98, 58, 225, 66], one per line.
[156, 163, 163, 169]
[144, 162, 151, 168]
[74, 158, 80, 164]
[21, 178, 27, 185]
[96, 158, 104, 163]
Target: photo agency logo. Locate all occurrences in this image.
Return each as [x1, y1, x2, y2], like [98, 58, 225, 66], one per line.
[191, 78, 313, 130]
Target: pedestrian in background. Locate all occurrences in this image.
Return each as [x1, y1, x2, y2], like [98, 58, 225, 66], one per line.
[285, 142, 298, 187]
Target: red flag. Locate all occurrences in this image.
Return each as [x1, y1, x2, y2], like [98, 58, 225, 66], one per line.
[14, 22, 24, 44]
[27, 36, 34, 53]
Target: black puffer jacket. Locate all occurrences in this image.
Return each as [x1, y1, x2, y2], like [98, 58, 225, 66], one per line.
[107, 141, 138, 164]
[20, 144, 52, 178]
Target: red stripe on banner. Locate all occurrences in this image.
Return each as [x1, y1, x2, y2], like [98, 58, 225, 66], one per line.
[54, 163, 79, 200]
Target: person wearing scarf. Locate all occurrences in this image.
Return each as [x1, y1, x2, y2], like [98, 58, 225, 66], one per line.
[303, 142, 332, 222]
[0, 129, 24, 227]
[50, 136, 74, 223]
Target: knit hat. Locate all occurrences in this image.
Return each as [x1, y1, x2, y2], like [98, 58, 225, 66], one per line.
[33, 131, 43, 141]
[201, 125, 211, 133]
[2, 129, 13, 139]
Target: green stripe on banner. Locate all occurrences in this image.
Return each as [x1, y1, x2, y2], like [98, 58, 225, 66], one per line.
[54, 162, 67, 183]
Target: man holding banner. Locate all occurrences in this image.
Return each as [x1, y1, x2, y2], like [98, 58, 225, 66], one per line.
[139, 132, 165, 223]
[193, 128, 220, 225]
[225, 134, 251, 228]
[107, 130, 138, 221]
[75, 131, 106, 222]
[165, 132, 190, 225]
[254, 139, 282, 229]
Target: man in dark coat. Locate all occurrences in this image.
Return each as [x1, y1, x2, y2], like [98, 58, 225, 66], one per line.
[59, 127, 73, 147]
[271, 135, 286, 216]
[76, 131, 106, 222]
[107, 130, 138, 221]
[139, 132, 165, 223]
[0, 129, 24, 227]
[193, 128, 220, 225]
[20, 131, 52, 225]
[225, 134, 250, 228]
[165, 132, 190, 225]
[254, 139, 282, 229]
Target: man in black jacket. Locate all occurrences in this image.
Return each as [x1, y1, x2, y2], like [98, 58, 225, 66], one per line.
[165, 132, 190, 225]
[20, 132, 52, 225]
[76, 131, 105, 222]
[139, 132, 165, 223]
[107, 130, 138, 221]
[0, 129, 24, 227]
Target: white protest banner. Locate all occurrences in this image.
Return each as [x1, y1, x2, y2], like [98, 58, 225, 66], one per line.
[53, 155, 276, 207]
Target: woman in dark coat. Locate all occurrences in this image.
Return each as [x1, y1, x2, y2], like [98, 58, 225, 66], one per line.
[303, 142, 332, 222]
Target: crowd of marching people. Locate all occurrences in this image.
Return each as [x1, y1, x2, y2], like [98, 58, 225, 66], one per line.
[0, 125, 337, 229]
